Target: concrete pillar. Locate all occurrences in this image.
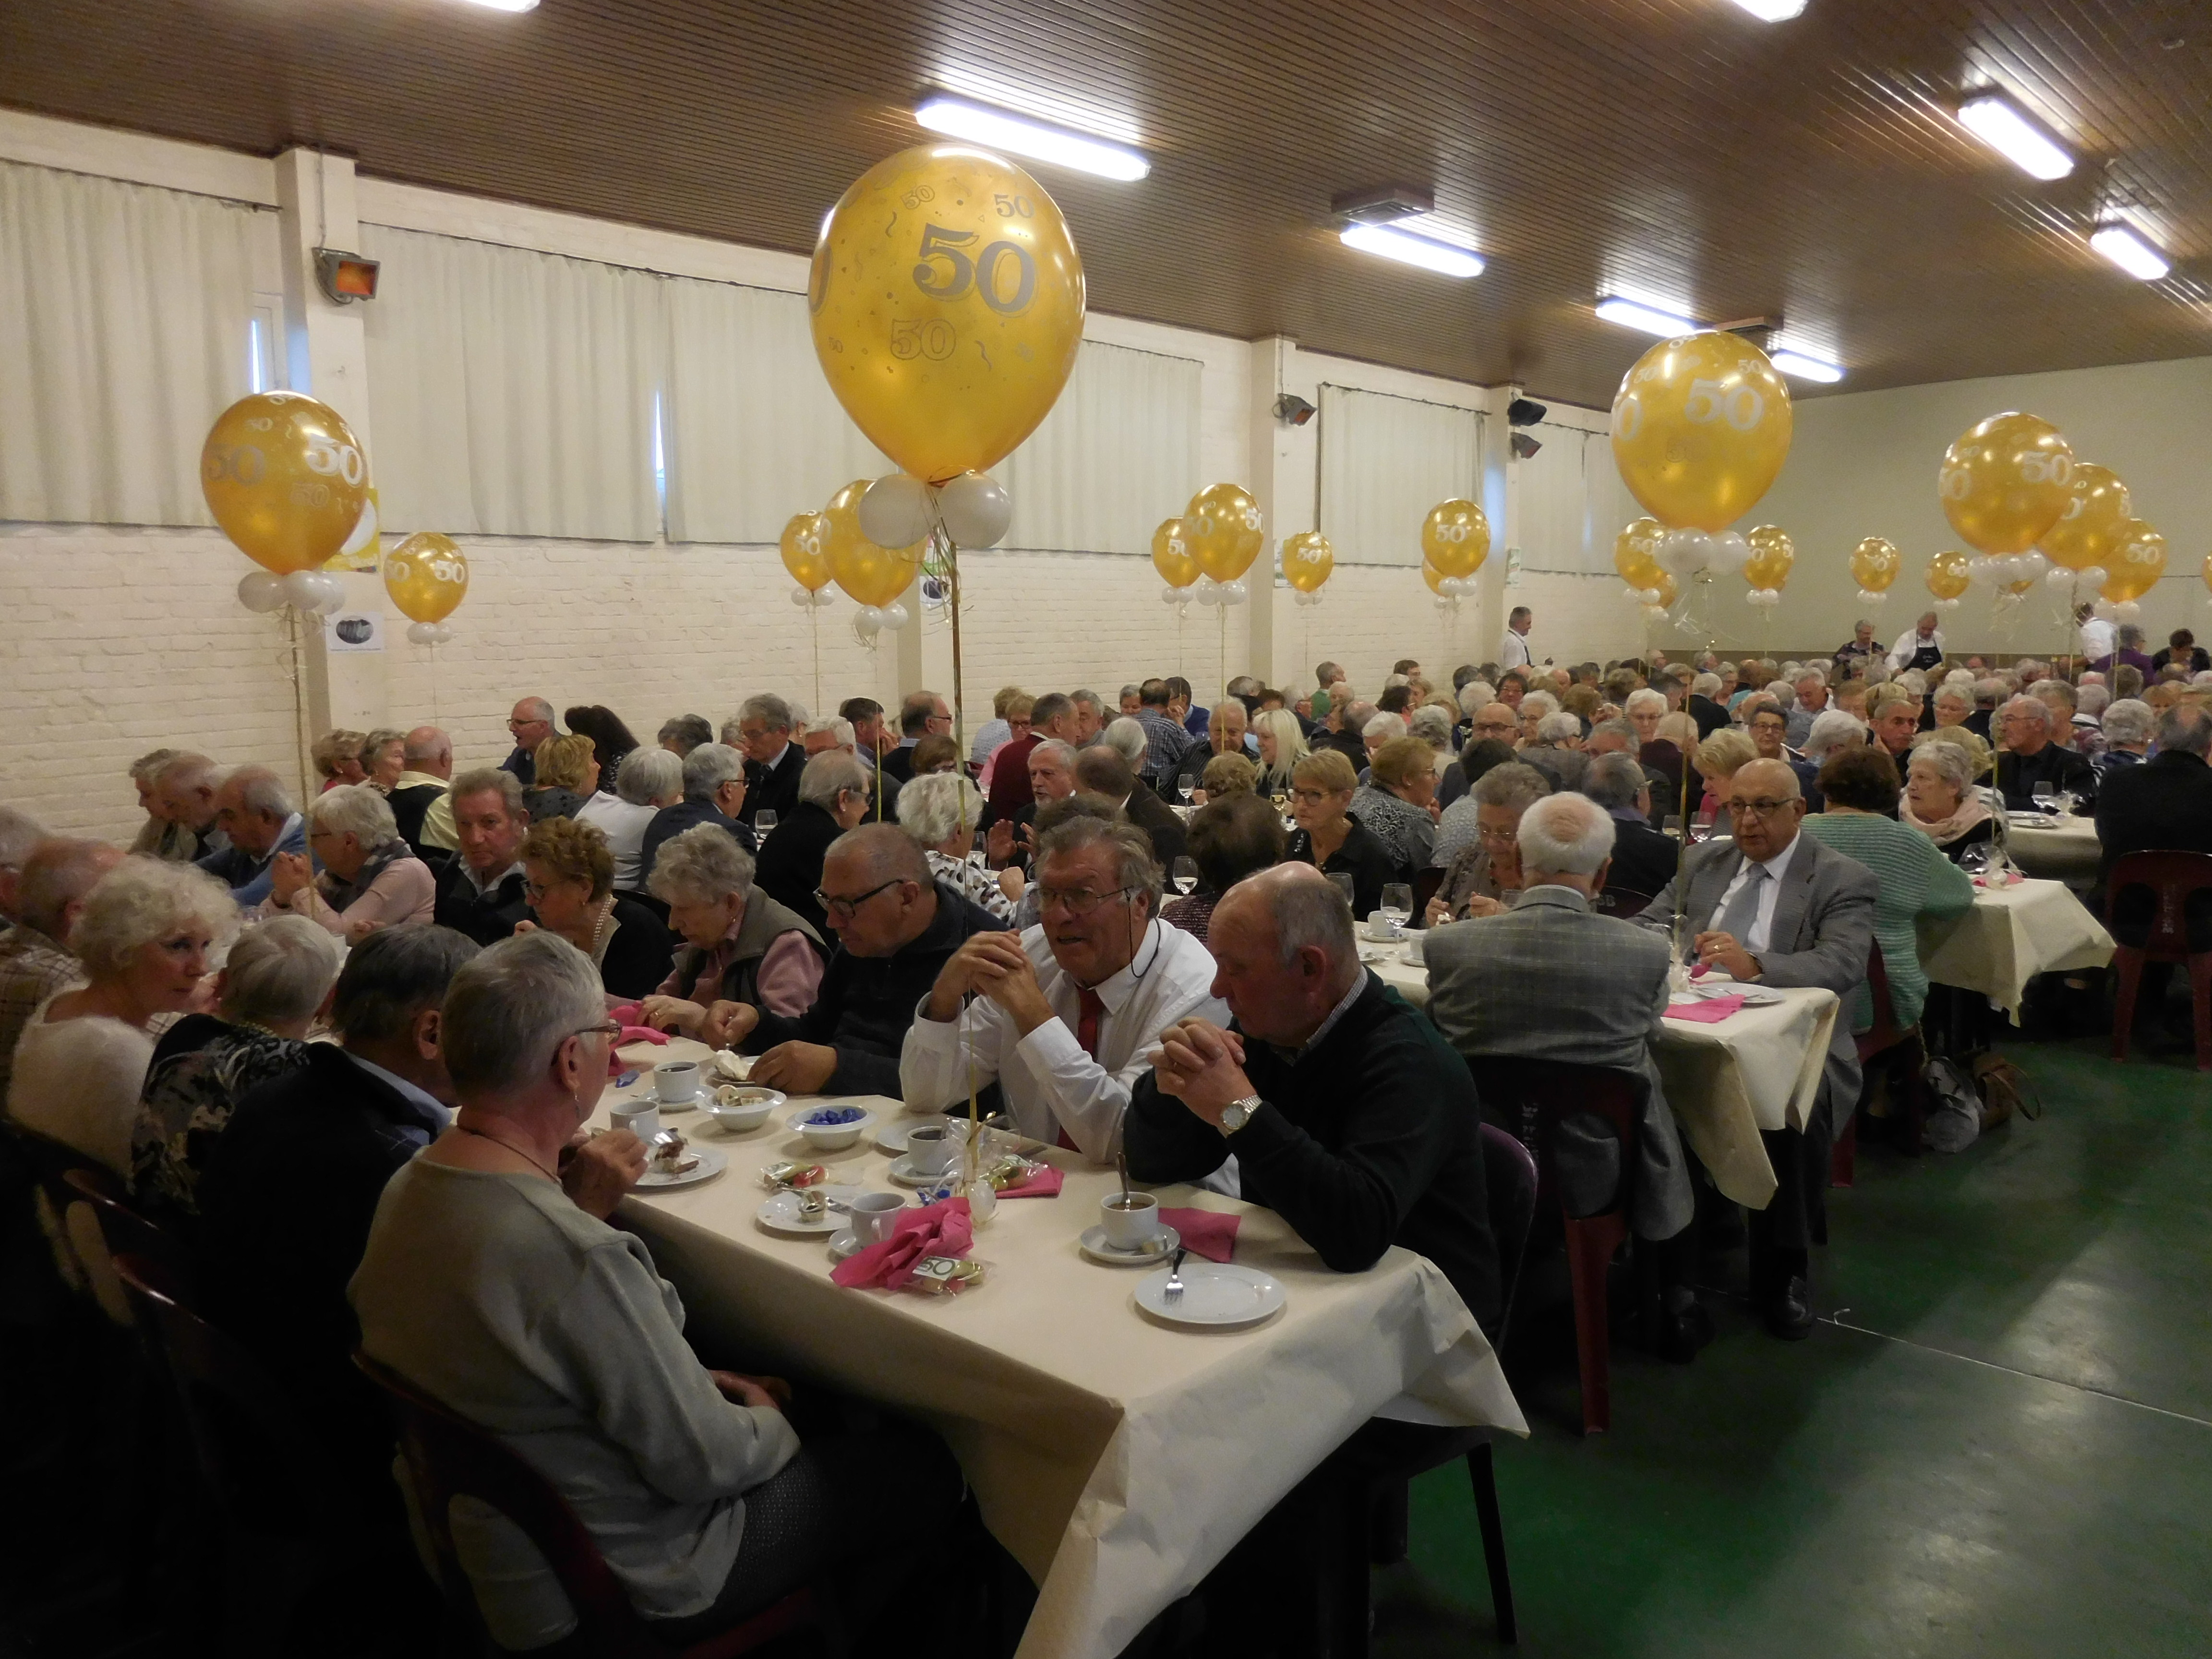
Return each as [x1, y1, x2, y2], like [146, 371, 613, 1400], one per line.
[1244, 336, 1315, 694]
[1472, 381, 1521, 671]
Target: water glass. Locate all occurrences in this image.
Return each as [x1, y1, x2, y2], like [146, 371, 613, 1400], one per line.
[755, 810, 779, 837]
[1170, 856, 1199, 897]
[1379, 882, 1413, 935]
[1326, 871, 1356, 909]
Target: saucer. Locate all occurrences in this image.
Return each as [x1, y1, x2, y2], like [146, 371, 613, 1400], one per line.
[888, 1153, 961, 1187]
[1079, 1225, 1181, 1267]
[636, 1145, 726, 1189]
[827, 1228, 867, 1264]
[754, 1184, 862, 1236]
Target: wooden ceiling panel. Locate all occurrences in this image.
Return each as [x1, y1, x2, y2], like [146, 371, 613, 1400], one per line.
[2, 0, 2206, 407]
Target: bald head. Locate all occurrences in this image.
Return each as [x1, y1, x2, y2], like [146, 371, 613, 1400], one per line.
[1208, 862, 1362, 1040]
[403, 726, 454, 778]
[18, 838, 126, 943]
[1725, 757, 1805, 861]
[825, 822, 928, 888]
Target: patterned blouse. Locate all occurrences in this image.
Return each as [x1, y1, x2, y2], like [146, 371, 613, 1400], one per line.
[926, 849, 1017, 924]
[129, 1015, 312, 1221]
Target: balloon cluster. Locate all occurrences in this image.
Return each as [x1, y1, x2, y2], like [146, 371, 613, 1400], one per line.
[203, 390, 377, 624]
[1420, 499, 1489, 608]
[1743, 525, 1793, 611]
[1849, 536, 1903, 605]
[1281, 530, 1334, 606]
[1154, 484, 1269, 610]
[236, 568, 346, 618]
[385, 530, 470, 644]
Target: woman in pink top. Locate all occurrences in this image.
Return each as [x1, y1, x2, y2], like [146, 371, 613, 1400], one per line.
[261, 784, 435, 940]
[637, 824, 826, 1037]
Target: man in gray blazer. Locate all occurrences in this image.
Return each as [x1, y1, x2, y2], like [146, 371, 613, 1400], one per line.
[1426, 794, 1704, 1358]
[1636, 758, 1876, 1341]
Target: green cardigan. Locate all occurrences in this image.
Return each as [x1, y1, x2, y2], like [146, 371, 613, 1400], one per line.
[1800, 811, 1975, 1029]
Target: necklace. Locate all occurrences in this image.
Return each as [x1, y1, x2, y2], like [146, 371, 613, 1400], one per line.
[455, 1121, 560, 1181]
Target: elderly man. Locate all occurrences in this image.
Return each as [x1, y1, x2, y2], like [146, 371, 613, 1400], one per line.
[658, 714, 714, 757]
[905, 817, 1224, 1158]
[754, 750, 872, 935]
[1174, 700, 1254, 795]
[1425, 793, 1701, 1355]
[156, 753, 226, 861]
[878, 690, 951, 786]
[1124, 865, 1500, 1329]
[1132, 680, 1196, 793]
[1832, 620, 1883, 679]
[1440, 701, 1527, 809]
[984, 692, 1078, 826]
[386, 726, 459, 858]
[705, 825, 1004, 1096]
[1867, 686, 1923, 767]
[1500, 604, 1535, 671]
[0, 839, 125, 1097]
[985, 739, 1078, 872]
[502, 698, 556, 786]
[1579, 750, 1678, 900]
[197, 766, 308, 907]
[638, 742, 755, 888]
[0, 806, 45, 928]
[1995, 695, 2097, 812]
[1073, 746, 1188, 869]
[1686, 673, 1730, 739]
[1069, 689, 1109, 749]
[1886, 613, 1945, 676]
[1744, 698, 1821, 804]
[1636, 758, 1876, 1340]
[731, 694, 804, 828]
[1520, 710, 1589, 793]
[1783, 667, 1830, 748]
[433, 769, 533, 945]
[643, 823, 827, 1033]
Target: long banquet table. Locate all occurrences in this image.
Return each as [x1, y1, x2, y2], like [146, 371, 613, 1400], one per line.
[594, 1055, 1525, 1659]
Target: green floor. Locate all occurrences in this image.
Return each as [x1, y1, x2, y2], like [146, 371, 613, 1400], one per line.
[1379, 1034, 2212, 1658]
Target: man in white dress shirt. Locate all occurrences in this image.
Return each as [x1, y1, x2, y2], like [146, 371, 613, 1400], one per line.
[901, 817, 1225, 1160]
[1500, 605, 1535, 670]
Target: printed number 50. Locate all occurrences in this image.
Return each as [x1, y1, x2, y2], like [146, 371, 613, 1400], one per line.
[1684, 377, 1763, 432]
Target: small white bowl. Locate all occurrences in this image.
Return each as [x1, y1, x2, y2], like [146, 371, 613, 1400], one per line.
[703, 1085, 784, 1133]
[789, 1105, 877, 1151]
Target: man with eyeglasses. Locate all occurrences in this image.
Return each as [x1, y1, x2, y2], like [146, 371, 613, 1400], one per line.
[902, 817, 1223, 1159]
[1993, 695, 2097, 813]
[704, 826, 1005, 1097]
[1742, 697, 1821, 804]
[1438, 702, 1521, 813]
[501, 697, 556, 788]
[1635, 758, 1875, 1342]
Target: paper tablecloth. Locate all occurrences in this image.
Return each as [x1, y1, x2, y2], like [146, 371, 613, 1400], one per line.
[594, 1092, 1524, 1659]
[1919, 878, 2114, 1020]
[2000, 814, 2102, 886]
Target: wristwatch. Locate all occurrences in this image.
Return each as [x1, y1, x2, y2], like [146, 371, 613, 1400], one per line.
[1218, 1095, 1262, 1136]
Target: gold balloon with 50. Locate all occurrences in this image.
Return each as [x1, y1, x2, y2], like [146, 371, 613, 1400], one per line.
[1937, 412, 2073, 555]
[1422, 500, 1490, 578]
[1924, 548, 1972, 604]
[2102, 521, 2166, 604]
[1611, 332, 1793, 532]
[2037, 461, 2130, 572]
[1185, 483, 1265, 583]
[1282, 531, 1334, 606]
[1152, 517, 1198, 600]
[203, 390, 371, 577]
[1849, 537, 1902, 601]
[781, 513, 835, 607]
[384, 531, 469, 643]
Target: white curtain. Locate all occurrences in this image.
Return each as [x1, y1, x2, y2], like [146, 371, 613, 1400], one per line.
[999, 340, 1201, 554]
[1318, 386, 1482, 565]
[1519, 424, 1635, 575]
[660, 276, 888, 544]
[361, 225, 665, 541]
[0, 160, 262, 526]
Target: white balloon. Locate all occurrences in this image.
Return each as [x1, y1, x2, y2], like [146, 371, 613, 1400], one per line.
[880, 601, 910, 630]
[314, 575, 348, 615]
[1220, 579, 1248, 605]
[2111, 600, 2142, 622]
[407, 621, 440, 644]
[936, 472, 1013, 548]
[435, 623, 457, 643]
[854, 606, 883, 639]
[236, 571, 286, 613]
[2020, 551, 2050, 577]
[1709, 530, 1751, 572]
[1196, 581, 1221, 608]
[1659, 528, 1712, 573]
[281, 570, 326, 610]
[1856, 587, 1890, 605]
[1640, 587, 1662, 605]
[792, 586, 815, 606]
[856, 474, 934, 550]
[813, 589, 838, 608]
[2078, 565, 2107, 591]
[2045, 565, 2075, 588]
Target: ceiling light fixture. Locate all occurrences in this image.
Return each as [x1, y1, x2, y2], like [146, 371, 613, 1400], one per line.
[914, 93, 1149, 181]
[456, 0, 538, 11]
[1955, 94, 2074, 180]
[2088, 222, 2171, 281]
[1725, 0, 1807, 20]
[1770, 349, 1845, 383]
[1339, 223, 1486, 278]
[1595, 294, 1700, 337]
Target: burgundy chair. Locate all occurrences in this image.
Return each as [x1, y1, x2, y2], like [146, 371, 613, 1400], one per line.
[2106, 849, 2212, 1073]
[1832, 939, 1926, 1188]
[353, 1351, 822, 1659]
[62, 1164, 192, 1290]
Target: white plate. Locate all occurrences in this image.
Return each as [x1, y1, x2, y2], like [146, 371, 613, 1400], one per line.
[887, 1153, 960, 1188]
[1079, 1225, 1181, 1267]
[636, 1145, 726, 1189]
[1135, 1262, 1286, 1329]
[754, 1184, 863, 1236]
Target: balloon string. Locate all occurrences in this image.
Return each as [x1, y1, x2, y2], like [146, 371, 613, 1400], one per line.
[284, 607, 312, 810]
[811, 606, 821, 717]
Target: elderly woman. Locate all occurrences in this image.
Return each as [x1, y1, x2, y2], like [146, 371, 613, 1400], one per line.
[1284, 748, 1406, 922]
[351, 933, 963, 1654]
[9, 857, 236, 1175]
[1426, 761, 1551, 926]
[577, 745, 685, 896]
[1161, 792, 1285, 947]
[639, 824, 826, 1037]
[1520, 709, 1588, 792]
[1102, 716, 1149, 776]
[1692, 727, 1757, 830]
[1252, 709, 1308, 796]
[261, 783, 435, 938]
[756, 751, 872, 935]
[517, 816, 676, 999]
[310, 730, 367, 793]
[976, 694, 1036, 794]
[1515, 689, 1562, 748]
[524, 732, 599, 823]
[1804, 747, 1975, 1033]
[1900, 735, 1994, 860]
[898, 770, 1021, 923]
[1196, 750, 1258, 804]
[128, 915, 343, 1221]
[2097, 697, 2156, 771]
[360, 728, 407, 794]
[1408, 703, 1457, 780]
[1352, 736, 1440, 871]
[907, 733, 961, 777]
[1432, 738, 1519, 869]
[1931, 682, 1974, 730]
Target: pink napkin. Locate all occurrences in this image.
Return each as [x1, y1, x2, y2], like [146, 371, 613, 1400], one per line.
[831, 1197, 973, 1291]
[1158, 1207, 1240, 1263]
[997, 1164, 1064, 1199]
[1666, 994, 1744, 1023]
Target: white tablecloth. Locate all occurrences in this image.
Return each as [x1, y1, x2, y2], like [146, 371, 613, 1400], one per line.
[592, 1087, 1524, 1659]
[1919, 878, 2114, 1019]
[1362, 947, 1834, 1209]
[2000, 813, 2102, 886]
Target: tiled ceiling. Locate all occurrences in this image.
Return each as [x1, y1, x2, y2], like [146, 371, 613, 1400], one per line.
[3, 0, 2207, 408]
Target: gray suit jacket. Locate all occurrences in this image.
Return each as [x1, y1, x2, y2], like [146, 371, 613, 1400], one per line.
[1635, 831, 1878, 1129]
[1424, 885, 1692, 1240]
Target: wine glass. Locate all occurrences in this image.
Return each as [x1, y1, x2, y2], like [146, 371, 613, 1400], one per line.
[1170, 856, 1199, 898]
[1379, 882, 1413, 938]
[1326, 872, 1356, 911]
[754, 810, 778, 838]
[1663, 814, 1684, 841]
[1272, 789, 1289, 816]
[2031, 783, 2057, 816]
[1177, 777, 1195, 805]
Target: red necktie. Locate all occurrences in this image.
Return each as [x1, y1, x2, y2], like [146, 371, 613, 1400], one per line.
[1061, 986, 1107, 1150]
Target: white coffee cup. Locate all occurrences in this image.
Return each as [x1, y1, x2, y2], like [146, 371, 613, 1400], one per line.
[609, 1099, 661, 1141]
[1403, 930, 1427, 964]
[847, 1191, 906, 1246]
[654, 1060, 701, 1105]
[906, 1122, 956, 1176]
[1100, 1190, 1164, 1251]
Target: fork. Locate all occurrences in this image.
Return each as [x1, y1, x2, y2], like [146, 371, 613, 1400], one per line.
[1162, 1247, 1189, 1305]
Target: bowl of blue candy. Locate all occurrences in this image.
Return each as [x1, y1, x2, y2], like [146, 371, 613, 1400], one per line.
[789, 1103, 877, 1152]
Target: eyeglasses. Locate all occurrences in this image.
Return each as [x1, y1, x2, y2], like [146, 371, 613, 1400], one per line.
[1476, 825, 1518, 846]
[507, 717, 543, 731]
[1289, 787, 1337, 805]
[1036, 884, 1135, 916]
[814, 877, 907, 921]
[570, 1019, 622, 1042]
[1730, 797, 1796, 820]
[1472, 721, 1515, 735]
[523, 877, 576, 902]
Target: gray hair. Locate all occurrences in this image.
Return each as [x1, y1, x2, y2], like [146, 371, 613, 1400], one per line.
[514, 697, 554, 725]
[1692, 672, 1722, 697]
[450, 767, 525, 819]
[402, 727, 451, 766]
[1264, 871, 1357, 972]
[1906, 740, 1974, 795]
[0, 805, 45, 870]
[1588, 716, 1638, 749]
[17, 839, 119, 938]
[656, 714, 713, 755]
[1209, 700, 1246, 731]
[2076, 684, 2110, 718]
[128, 749, 181, 786]
[330, 924, 479, 1044]
[1471, 761, 1552, 813]
[1457, 681, 1495, 717]
[1933, 683, 1972, 711]
[223, 764, 295, 822]
[70, 855, 239, 978]
[1516, 793, 1616, 878]
[1536, 710, 1582, 745]
[1409, 706, 1455, 749]
[817, 715, 857, 750]
[736, 693, 793, 735]
[1519, 690, 1561, 721]
[798, 749, 869, 810]
[307, 782, 402, 851]
[1118, 684, 1142, 703]
[1035, 815, 1162, 914]
[2028, 677, 2077, 712]
[2101, 698, 2156, 747]
[1103, 716, 1148, 768]
[896, 771, 985, 848]
[2001, 693, 2053, 731]
[1070, 689, 1105, 719]
[1581, 750, 1647, 811]
[1624, 687, 1667, 716]
[647, 821, 756, 906]
[682, 742, 745, 796]
[1361, 712, 1407, 743]
[2117, 623, 2147, 650]
[220, 915, 344, 1027]
[439, 932, 607, 1096]
[1803, 709, 1868, 759]
[616, 745, 683, 807]
[2155, 702, 2212, 758]
[1031, 738, 1078, 771]
[1793, 664, 1828, 688]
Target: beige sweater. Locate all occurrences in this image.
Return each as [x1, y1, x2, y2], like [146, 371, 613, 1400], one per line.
[6, 998, 153, 1174]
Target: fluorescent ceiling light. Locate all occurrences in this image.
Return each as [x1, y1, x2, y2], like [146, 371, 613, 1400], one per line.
[1771, 349, 1845, 383]
[1338, 223, 1485, 278]
[1956, 94, 2073, 180]
[1595, 295, 1700, 337]
[2089, 223, 2170, 281]
[914, 94, 1149, 181]
[456, 0, 538, 10]
[1726, 0, 1807, 19]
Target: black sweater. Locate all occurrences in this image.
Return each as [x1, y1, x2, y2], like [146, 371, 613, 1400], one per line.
[1125, 973, 1500, 1329]
[745, 880, 1007, 1097]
